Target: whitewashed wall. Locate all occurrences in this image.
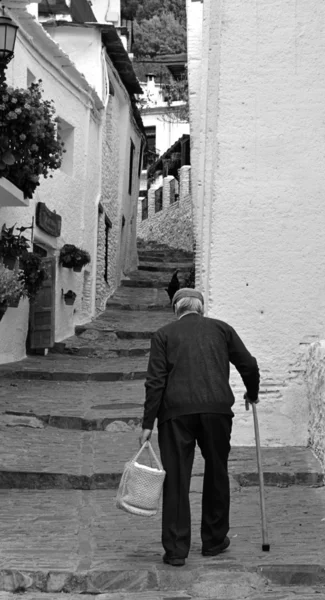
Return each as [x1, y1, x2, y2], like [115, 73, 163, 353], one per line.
[187, 0, 325, 445]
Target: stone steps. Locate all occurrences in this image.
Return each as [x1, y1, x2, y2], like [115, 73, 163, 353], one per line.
[138, 262, 193, 271]
[0, 486, 323, 594]
[121, 279, 168, 288]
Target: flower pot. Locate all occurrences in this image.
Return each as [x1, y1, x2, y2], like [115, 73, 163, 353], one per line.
[3, 256, 17, 270]
[0, 303, 7, 322]
[64, 297, 76, 306]
[63, 290, 77, 306]
[73, 265, 83, 273]
[61, 264, 73, 270]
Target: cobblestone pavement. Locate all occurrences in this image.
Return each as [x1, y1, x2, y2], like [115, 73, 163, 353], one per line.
[0, 242, 324, 599]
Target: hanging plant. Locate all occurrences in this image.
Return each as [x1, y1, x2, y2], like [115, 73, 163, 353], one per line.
[0, 79, 64, 199]
[0, 223, 30, 268]
[19, 251, 48, 301]
[59, 244, 91, 271]
[63, 290, 76, 305]
[0, 265, 27, 308]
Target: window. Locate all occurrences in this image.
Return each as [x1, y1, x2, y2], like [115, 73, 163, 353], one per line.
[57, 117, 75, 176]
[141, 195, 148, 220]
[155, 187, 163, 213]
[138, 140, 144, 176]
[104, 216, 112, 283]
[128, 139, 135, 195]
[143, 126, 156, 169]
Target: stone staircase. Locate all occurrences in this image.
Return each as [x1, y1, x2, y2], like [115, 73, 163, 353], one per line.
[0, 241, 324, 598]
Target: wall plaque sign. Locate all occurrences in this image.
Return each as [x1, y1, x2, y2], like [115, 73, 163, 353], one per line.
[36, 202, 62, 237]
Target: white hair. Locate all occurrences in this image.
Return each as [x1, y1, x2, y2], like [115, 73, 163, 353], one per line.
[174, 297, 204, 318]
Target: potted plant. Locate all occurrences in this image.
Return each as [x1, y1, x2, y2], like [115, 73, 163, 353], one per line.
[59, 244, 91, 272]
[0, 265, 27, 315]
[0, 80, 64, 199]
[63, 290, 76, 306]
[19, 251, 48, 301]
[0, 223, 30, 269]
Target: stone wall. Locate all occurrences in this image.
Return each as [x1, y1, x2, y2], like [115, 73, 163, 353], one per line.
[305, 342, 325, 471]
[95, 57, 142, 313]
[187, 0, 325, 446]
[137, 166, 193, 252]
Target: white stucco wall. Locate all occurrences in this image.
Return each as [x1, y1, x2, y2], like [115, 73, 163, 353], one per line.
[305, 342, 325, 471]
[0, 8, 103, 363]
[187, 0, 325, 446]
[46, 26, 103, 100]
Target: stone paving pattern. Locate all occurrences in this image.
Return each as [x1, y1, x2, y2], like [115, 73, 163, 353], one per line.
[0, 241, 324, 599]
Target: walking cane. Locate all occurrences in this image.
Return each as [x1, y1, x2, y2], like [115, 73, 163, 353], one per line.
[245, 396, 270, 551]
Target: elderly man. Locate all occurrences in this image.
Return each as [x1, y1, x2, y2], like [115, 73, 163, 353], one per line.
[140, 288, 259, 567]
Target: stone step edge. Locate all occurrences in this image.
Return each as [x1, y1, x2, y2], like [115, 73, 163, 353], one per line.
[105, 303, 172, 311]
[49, 346, 150, 358]
[0, 563, 324, 593]
[0, 370, 147, 382]
[0, 470, 322, 490]
[75, 328, 154, 339]
[3, 411, 142, 431]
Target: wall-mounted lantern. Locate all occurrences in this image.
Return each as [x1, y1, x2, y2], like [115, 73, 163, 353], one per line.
[0, 7, 18, 83]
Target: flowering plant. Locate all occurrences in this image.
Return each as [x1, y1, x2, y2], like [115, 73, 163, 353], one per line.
[0, 80, 64, 199]
[0, 265, 27, 305]
[19, 251, 48, 300]
[0, 223, 30, 260]
[59, 244, 91, 269]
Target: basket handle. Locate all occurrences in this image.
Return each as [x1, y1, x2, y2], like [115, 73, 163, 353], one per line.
[132, 441, 163, 470]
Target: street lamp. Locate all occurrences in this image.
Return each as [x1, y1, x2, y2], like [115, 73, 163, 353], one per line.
[0, 7, 18, 84]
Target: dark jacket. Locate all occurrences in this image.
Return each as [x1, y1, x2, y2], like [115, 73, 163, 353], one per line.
[142, 313, 259, 430]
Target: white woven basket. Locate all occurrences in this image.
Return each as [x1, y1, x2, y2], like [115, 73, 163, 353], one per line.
[116, 442, 166, 516]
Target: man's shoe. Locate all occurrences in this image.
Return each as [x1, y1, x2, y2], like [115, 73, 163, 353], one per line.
[163, 553, 186, 567]
[202, 536, 230, 557]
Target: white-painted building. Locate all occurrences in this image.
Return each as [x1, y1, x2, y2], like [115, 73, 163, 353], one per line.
[43, 14, 144, 312]
[187, 0, 325, 448]
[0, 0, 144, 363]
[140, 73, 189, 166]
[0, 0, 103, 363]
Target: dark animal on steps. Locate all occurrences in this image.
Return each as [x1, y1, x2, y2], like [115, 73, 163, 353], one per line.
[165, 269, 180, 303]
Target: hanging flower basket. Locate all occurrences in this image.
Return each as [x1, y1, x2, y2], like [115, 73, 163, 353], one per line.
[0, 302, 7, 322]
[59, 244, 91, 271]
[63, 290, 76, 306]
[0, 80, 64, 200]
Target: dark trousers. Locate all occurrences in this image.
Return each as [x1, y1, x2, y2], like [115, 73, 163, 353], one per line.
[158, 413, 232, 558]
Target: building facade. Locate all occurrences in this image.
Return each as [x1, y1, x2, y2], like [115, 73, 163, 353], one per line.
[0, 0, 103, 364]
[187, 0, 325, 447]
[0, 0, 144, 363]
[45, 20, 144, 312]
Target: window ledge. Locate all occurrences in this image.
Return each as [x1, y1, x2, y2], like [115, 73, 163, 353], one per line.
[0, 178, 29, 208]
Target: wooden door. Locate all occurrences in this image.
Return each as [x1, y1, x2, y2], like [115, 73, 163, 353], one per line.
[28, 256, 56, 350]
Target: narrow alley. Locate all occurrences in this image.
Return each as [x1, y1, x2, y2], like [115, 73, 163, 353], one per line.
[0, 241, 323, 600]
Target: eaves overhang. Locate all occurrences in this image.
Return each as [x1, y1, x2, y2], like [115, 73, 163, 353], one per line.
[44, 20, 143, 96]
